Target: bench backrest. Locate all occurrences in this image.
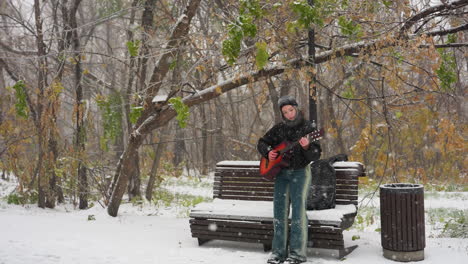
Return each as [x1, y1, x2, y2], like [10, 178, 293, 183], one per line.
[214, 160, 365, 205]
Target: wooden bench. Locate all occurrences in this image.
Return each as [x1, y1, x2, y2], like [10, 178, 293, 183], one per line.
[189, 160, 365, 259]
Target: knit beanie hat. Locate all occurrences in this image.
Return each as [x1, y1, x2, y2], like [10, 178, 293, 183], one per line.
[278, 95, 298, 110]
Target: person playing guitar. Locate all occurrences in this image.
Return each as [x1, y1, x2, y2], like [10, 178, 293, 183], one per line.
[257, 95, 322, 264]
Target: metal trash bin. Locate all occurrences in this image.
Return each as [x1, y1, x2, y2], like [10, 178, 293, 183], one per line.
[380, 183, 425, 262]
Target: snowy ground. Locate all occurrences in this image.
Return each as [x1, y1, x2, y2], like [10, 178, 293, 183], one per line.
[0, 176, 467, 264]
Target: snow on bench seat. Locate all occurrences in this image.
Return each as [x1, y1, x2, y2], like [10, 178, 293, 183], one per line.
[189, 199, 357, 227]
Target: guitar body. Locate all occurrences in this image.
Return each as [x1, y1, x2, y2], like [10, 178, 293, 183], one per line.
[258, 129, 324, 181]
[259, 142, 291, 181]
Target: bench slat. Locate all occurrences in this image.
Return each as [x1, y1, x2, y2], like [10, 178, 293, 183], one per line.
[190, 219, 273, 228]
[336, 194, 358, 201]
[215, 171, 261, 177]
[308, 239, 344, 248]
[191, 231, 272, 242]
[335, 189, 358, 195]
[214, 190, 274, 196]
[212, 195, 273, 201]
[336, 199, 358, 205]
[192, 233, 271, 244]
[213, 186, 274, 192]
[336, 179, 358, 185]
[214, 182, 273, 188]
[336, 184, 358, 190]
[191, 225, 273, 235]
[214, 176, 266, 182]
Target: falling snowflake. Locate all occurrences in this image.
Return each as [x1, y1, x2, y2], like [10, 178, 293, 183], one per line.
[208, 223, 217, 231]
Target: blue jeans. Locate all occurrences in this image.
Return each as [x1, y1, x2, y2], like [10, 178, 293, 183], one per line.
[271, 165, 311, 261]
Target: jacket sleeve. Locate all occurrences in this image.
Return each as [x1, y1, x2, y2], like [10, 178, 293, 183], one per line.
[302, 141, 321, 162]
[257, 125, 280, 158]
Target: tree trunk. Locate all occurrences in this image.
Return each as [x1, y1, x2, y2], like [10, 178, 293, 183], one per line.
[266, 77, 281, 123]
[127, 154, 141, 201]
[33, 0, 48, 209]
[146, 126, 169, 201]
[125, 0, 150, 201]
[325, 86, 346, 154]
[45, 136, 58, 208]
[107, 135, 144, 216]
[200, 104, 208, 175]
[61, 0, 87, 209]
[213, 98, 225, 162]
[173, 123, 186, 166]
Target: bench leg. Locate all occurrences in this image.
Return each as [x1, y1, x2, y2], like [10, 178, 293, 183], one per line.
[198, 238, 211, 246]
[263, 244, 272, 252]
[338, 245, 358, 259]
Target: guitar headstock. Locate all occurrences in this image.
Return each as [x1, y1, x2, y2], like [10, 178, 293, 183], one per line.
[307, 129, 324, 142]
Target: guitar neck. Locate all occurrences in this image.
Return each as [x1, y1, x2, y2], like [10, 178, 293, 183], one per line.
[279, 141, 300, 154]
[278, 129, 323, 155]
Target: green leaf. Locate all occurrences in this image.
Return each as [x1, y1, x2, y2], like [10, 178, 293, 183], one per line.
[240, 0, 265, 18]
[12, 80, 28, 119]
[290, 0, 336, 29]
[341, 0, 349, 8]
[341, 86, 355, 99]
[169, 97, 190, 128]
[221, 0, 265, 65]
[338, 16, 362, 39]
[447, 34, 457, 44]
[169, 60, 178, 70]
[96, 93, 123, 150]
[352, 235, 360, 240]
[436, 50, 457, 91]
[126, 40, 141, 57]
[130, 106, 143, 124]
[381, 0, 392, 8]
[391, 50, 404, 64]
[255, 41, 269, 70]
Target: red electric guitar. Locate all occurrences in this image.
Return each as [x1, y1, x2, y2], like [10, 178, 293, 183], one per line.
[259, 129, 323, 181]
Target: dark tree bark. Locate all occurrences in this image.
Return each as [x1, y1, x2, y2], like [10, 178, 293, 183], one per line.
[145, 126, 169, 201]
[33, 0, 48, 209]
[266, 77, 281, 123]
[213, 98, 225, 162]
[64, 0, 88, 209]
[124, 0, 144, 201]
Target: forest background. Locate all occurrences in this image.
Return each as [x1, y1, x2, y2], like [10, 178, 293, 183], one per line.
[0, 0, 466, 216]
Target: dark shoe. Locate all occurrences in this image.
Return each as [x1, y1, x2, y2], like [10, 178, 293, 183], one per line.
[284, 257, 305, 264]
[267, 257, 284, 264]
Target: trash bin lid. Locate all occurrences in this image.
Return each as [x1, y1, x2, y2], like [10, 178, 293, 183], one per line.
[380, 183, 423, 193]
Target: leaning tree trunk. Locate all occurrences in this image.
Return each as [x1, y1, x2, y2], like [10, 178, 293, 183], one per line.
[146, 126, 169, 201]
[125, 0, 152, 201]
